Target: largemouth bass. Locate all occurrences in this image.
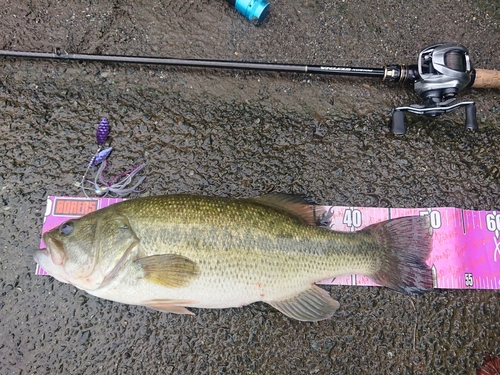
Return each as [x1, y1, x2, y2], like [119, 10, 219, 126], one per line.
[35, 194, 433, 321]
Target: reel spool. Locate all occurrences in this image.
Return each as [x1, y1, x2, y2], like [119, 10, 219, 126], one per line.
[391, 43, 478, 135]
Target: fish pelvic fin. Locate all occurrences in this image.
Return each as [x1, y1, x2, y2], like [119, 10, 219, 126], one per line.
[144, 299, 196, 315]
[269, 285, 340, 322]
[135, 254, 200, 288]
[363, 216, 433, 295]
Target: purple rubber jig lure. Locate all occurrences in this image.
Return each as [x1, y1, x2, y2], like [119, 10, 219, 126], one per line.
[78, 117, 146, 198]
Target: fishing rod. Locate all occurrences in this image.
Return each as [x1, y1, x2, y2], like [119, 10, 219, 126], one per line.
[2, 43, 500, 134]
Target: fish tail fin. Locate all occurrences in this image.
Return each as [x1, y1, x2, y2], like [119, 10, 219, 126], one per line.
[362, 216, 433, 295]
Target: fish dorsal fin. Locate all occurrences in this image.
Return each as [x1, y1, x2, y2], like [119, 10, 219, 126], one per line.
[144, 299, 196, 315]
[251, 194, 331, 227]
[268, 285, 340, 322]
[135, 254, 200, 288]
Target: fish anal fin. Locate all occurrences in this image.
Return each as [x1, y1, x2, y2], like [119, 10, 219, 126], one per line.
[144, 299, 196, 315]
[135, 254, 200, 288]
[251, 194, 331, 227]
[269, 285, 340, 322]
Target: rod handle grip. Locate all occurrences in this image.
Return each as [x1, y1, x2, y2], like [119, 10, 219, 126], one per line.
[472, 68, 500, 88]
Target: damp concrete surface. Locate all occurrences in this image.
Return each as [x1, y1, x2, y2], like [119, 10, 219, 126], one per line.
[1, 0, 500, 374]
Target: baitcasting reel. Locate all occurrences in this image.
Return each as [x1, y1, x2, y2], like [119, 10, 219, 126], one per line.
[390, 43, 478, 135]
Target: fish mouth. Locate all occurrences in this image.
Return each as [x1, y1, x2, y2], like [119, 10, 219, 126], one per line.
[33, 248, 48, 265]
[34, 245, 72, 284]
[42, 233, 66, 266]
[33, 247, 71, 284]
[35, 248, 48, 256]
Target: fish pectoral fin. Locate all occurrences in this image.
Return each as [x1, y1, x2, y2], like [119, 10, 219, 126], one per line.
[144, 299, 196, 315]
[135, 254, 200, 288]
[268, 285, 340, 322]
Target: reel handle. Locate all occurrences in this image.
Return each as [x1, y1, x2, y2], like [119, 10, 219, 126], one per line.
[472, 68, 500, 88]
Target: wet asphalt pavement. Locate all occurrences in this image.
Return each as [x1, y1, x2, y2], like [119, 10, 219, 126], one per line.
[1, 0, 500, 374]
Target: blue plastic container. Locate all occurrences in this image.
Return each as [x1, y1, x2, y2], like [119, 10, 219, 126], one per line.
[226, 0, 270, 24]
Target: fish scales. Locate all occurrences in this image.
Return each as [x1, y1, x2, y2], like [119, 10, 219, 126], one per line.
[119, 195, 379, 285]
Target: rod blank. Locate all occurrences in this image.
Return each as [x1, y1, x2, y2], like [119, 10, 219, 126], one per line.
[0, 49, 386, 78]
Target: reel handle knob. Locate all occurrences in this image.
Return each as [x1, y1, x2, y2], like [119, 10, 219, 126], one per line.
[391, 110, 406, 135]
[465, 103, 479, 131]
[472, 68, 500, 88]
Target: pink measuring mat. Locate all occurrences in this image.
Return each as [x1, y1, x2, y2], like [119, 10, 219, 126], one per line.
[37, 196, 500, 290]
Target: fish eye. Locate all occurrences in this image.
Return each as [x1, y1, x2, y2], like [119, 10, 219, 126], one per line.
[60, 221, 74, 236]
